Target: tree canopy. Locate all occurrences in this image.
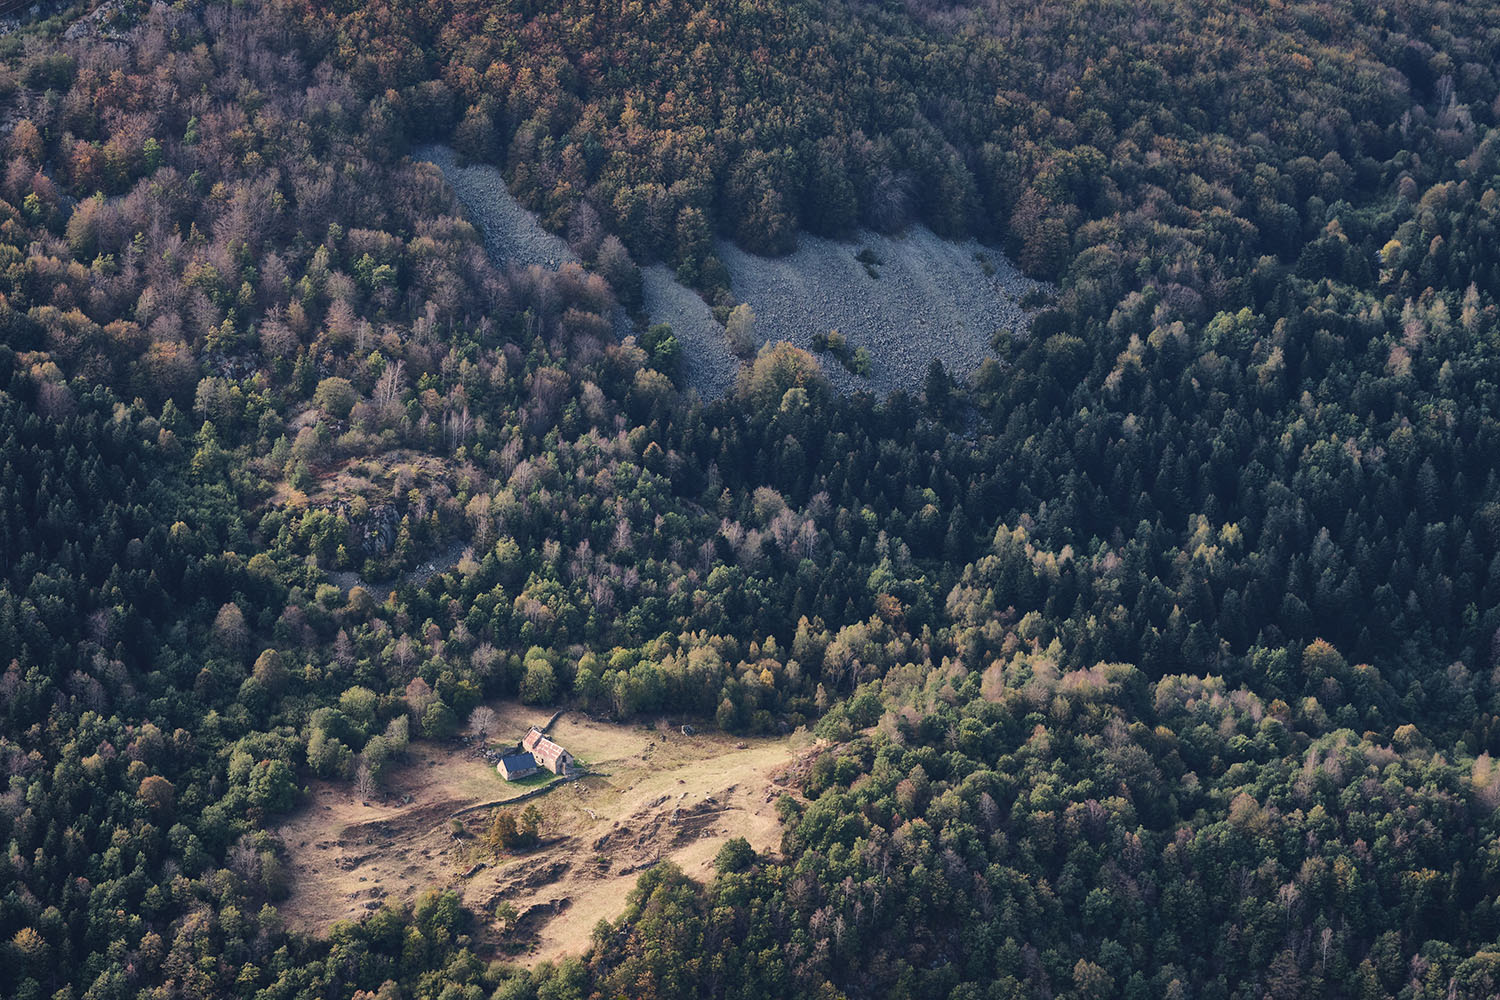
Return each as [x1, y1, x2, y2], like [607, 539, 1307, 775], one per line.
[3, 0, 1500, 998]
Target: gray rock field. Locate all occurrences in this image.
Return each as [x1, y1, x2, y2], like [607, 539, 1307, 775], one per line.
[417, 145, 577, 271]
[637, 265, 740, 400]
[419, 145, 1045, 400]
[716, 229, 1045, 395]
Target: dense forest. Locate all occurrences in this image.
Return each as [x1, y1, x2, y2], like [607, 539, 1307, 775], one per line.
[4, 0, 1500, 997]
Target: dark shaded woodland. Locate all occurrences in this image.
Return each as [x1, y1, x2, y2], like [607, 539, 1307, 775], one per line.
[3, 0, 1500, 998]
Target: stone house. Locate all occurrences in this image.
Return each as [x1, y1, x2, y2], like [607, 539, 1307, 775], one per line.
[497, 753, 539, 781]
[522, 726, 574, 775]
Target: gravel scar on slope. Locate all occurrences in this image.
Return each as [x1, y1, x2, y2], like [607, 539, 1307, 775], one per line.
[416, 145, 578, 271]
[417, 145, 1046, 400]
[638, 265, 741, 400]
[716, 228, 1048, 396]
[418, 145, 743, 399]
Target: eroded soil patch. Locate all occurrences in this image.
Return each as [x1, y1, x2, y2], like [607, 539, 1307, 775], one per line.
[275, 706, 813, 965]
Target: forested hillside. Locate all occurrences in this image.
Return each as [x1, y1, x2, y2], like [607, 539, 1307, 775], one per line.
[3, 0, 1500, 998]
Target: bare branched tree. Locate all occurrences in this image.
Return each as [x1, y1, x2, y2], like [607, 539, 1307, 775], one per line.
[468, 706, 498, 741]
[354, 759, 376, 800]
[374, 358, 406, 411]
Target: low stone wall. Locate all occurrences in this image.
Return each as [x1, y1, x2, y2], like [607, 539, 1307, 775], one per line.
[449, 773, 581, 818]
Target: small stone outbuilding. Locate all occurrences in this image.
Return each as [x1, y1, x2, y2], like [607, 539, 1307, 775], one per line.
[497, 753, 538, 781]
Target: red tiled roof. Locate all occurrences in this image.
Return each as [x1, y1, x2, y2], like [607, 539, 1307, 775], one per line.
[532, 737, 569, 768]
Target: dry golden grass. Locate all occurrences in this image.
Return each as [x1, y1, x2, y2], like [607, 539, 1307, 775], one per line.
[275, 704, 814, 965]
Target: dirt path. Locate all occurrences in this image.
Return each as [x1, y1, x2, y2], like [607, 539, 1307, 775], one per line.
[275, 705, 814, 965]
